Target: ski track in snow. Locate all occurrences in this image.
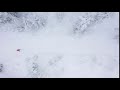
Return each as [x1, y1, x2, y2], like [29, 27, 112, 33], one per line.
[0, 12, 119, 78]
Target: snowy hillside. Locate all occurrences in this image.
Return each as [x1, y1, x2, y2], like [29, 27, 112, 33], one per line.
[0, 12, 119, 78]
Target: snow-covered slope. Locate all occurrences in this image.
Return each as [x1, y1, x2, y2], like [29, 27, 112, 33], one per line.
[0, 12, 119, 78]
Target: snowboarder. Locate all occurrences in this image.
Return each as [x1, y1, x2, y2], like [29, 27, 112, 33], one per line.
[17, 49, 21, 52]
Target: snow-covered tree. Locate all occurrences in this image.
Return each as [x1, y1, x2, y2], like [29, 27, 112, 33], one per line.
[72, 12, 113, 35]
[0, 64, 3, 72]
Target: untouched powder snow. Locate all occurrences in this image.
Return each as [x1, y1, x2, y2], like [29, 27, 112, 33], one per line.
[0, 12, 119, 78]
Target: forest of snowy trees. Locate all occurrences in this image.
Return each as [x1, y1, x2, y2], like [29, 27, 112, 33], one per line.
[0, 12, 114, 33]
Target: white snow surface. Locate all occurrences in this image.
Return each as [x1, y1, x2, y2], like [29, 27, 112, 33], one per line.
[0, 12, 119, 78]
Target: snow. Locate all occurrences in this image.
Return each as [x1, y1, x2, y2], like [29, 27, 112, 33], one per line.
[0, 12, 119, 78]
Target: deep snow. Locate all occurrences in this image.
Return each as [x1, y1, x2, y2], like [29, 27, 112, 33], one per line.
[0, 12, 119, 78]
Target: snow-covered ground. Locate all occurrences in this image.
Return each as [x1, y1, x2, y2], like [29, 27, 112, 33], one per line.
[0, 12, 119, 78]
